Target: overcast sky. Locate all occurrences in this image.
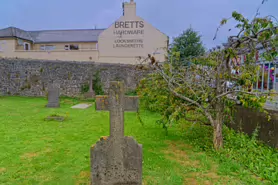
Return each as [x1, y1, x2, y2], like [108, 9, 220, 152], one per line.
[0, 0, 277, 49]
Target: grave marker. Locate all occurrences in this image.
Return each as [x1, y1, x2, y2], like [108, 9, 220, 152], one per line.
[90, 81, 142, 185]
[71, 103, 92, 109]
[46, 85, 60, 108]
[95, 95, 139, 112]
[84, 75, 95, 99]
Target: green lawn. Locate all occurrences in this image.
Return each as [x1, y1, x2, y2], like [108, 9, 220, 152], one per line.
[0, 97, 270, 185]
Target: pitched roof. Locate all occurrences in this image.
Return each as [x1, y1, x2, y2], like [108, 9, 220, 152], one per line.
[29, 29, 105, 43]
[0, 27, 34, 41]
[0, 27, 105, 43]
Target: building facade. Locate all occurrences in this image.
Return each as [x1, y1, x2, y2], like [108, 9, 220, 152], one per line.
[0, 0, 168, 64]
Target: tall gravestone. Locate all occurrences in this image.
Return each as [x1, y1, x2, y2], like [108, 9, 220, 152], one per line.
[84, 75, 95, 99]
[46, 85, 60, 108]
[90, 81, 142, 185]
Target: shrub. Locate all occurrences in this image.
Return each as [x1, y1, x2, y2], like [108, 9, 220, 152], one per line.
[125, 90, 137, 96]
[137, 70, 188, 132]
[181, 122, 278, 184]
[81, 84, 89, 94]
[93, 70, 104, 95]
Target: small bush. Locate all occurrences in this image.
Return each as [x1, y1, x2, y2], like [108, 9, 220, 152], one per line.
[125, 90, 137, 96]
[81, 84, 89, 94]
[44, 113, 68, 122]
[93, 70, 104, 95]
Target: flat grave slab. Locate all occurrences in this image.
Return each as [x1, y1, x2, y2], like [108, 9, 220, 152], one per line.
[71, 103, 92, 109]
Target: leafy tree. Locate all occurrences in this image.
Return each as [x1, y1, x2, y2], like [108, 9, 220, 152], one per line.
[170, 27, 206, 66]
[138, 10, 278, 150]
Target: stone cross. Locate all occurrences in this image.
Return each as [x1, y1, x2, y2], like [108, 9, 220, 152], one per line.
[90, 81, 142, 185]
[95, 92, 139, 113]
[46, 85, 60, 108]
[84, 75, 95, 99]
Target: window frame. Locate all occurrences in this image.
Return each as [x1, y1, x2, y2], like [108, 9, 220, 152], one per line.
[65, 44, 79, 51]
[23, 42, 31, 51]
[40, 45, 46, 51]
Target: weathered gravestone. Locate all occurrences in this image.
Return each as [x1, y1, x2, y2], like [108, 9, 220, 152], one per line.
[90, 81, 142, 185]
[46, 85, 60, 108]
[84, 75, 95, 99]
[95, 95, 139, 112]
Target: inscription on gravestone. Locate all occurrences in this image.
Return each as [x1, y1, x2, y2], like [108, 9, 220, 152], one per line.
[95, 96, 139, 112]
[90, 81, 142, 185]
[46, 86, 60, 108]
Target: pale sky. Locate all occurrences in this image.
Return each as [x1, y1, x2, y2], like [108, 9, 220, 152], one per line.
[0, 0, 277, 49]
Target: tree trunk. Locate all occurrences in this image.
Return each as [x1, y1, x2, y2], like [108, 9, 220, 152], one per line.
[212, 64, 225, 150]
[213, 118, 223, 150]
[213, 94, 224, 150]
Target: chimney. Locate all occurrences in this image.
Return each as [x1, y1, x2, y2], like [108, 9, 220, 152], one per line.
[123, 0, 136, 17]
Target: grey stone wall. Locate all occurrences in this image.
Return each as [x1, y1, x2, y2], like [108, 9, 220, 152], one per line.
[227, 106, 278, 148]
[0, 58, 149, 97]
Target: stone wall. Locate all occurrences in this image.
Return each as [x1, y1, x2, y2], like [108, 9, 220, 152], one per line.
[0, 58, 149, 97]
[227, 106, 278, 148]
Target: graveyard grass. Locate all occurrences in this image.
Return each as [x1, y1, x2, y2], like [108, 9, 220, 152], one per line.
[0, 97, 273, 185]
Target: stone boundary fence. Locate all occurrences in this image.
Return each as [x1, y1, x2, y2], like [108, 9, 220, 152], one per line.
[0, 58, 150, 97]
[228, 106, 278, 148]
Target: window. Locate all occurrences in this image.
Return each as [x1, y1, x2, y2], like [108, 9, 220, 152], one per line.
[70, 44, 79, 50]
[40, 45, 46, 50]
[0, 41, 6, 51]
[24, 42, 30, 51]
[65, 44, 79, 50]
[64, 45, 69, 50]
[46, 45, 55, 51]
[40, 45, 56, 51]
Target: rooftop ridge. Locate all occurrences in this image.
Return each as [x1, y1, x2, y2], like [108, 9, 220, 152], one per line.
[27, 28, 106, 32]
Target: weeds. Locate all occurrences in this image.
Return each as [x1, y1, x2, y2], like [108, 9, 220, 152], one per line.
[180, 122, 278, 184]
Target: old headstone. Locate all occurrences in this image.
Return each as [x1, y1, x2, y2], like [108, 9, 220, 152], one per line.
[90, 81, 142, 185]
[46, 86, 60, 108]
[84, 75, 95, 99]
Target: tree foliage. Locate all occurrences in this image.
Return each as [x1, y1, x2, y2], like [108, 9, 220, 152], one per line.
[170, 27, 206, 66]
[137, 11, 278, 150]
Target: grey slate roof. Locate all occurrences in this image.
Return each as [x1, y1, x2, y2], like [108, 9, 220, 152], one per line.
[0, 27, 34, 41]
[29, 29, 105, 43]
[0, 27, 105, 43]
